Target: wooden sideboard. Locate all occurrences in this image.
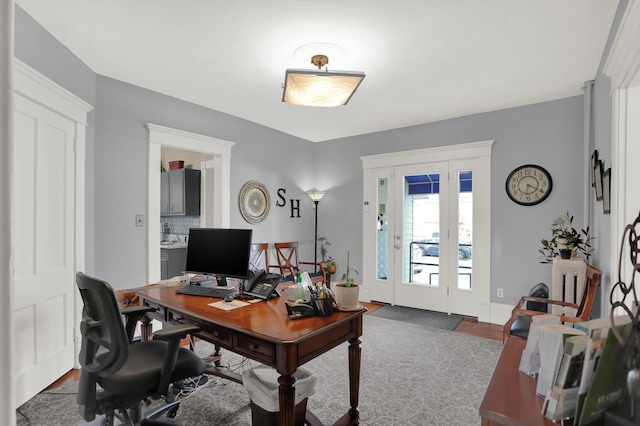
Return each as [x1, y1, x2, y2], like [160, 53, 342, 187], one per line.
[480, 337, 568, 426]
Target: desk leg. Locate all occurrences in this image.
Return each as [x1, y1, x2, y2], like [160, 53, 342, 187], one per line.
[277, 372, 296, 426]
[348, 336, 362, 421]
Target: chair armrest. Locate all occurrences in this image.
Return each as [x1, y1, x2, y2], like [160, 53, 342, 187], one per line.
[153, 324, 200, 342]
[121, 305, 155, 317]
[518, 296, 579, 310]
[153, 323, 201, 396]
[121, 305, 156, 343]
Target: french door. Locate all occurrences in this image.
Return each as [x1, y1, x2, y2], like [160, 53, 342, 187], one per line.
[362, 142, 492, 320]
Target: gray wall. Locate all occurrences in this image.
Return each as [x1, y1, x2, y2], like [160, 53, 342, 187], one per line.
[14, 4, 623, 315]
[14, 6, 98, 275]
[95, 76, 319, 287]
[314, 97, 586, 305]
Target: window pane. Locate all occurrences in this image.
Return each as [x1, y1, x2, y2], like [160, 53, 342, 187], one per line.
[405, 174, 440, 286]
[377, 178, 388, 280]
[458, 170, 473, 290]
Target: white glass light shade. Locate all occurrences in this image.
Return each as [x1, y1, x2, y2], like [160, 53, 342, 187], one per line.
[283, 69, 365, 107]
[306, 190, 326, 203]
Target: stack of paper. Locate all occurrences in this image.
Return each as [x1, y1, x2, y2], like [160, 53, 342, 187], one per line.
[536, 324, 586, 398]
[542, 334, 589, 421]
[519, 314, 561, 375]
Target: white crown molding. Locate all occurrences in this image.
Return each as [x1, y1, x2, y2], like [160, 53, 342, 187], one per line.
[13, 58, 93, 125]
[146, 123, 235, 156]
[360, 140, 494, 169]
[603, 1, 640, 89]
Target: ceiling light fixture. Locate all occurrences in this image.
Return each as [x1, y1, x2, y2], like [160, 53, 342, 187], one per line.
[282, 54, 365, 107]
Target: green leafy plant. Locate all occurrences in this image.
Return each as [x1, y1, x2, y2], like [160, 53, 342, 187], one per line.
[539, 211, 594, 263]
[340, 251, 359, 287]
[317, 236, 330, 263]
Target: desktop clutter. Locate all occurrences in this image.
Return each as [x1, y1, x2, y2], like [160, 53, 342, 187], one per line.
[284, 271, 334, 320]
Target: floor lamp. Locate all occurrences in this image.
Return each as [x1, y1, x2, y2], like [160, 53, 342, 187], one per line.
[306, 190, 326, 271]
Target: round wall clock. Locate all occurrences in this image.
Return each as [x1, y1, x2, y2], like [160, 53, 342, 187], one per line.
[239, 180, 271, 224]
[505, 164, 553, 206]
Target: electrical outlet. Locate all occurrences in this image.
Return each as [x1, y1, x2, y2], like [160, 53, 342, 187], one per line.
[135, 214, 144, 227]
[497, 288, 504, 298]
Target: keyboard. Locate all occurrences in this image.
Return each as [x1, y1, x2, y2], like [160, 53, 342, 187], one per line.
[175, 285, 234, 299]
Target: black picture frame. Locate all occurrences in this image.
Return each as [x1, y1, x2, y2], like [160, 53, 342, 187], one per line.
[594, 160, 603, 201]
[603, 168, 611, 214]
[591, 150, 598, 187]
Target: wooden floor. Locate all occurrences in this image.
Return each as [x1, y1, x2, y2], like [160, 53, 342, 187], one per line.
[48, 303, 502, 391]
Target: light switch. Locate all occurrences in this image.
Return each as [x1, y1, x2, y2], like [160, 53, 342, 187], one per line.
[136, 214, 144, 227]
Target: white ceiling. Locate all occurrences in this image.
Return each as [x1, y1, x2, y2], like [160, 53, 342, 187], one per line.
[16, 0, 619, 142]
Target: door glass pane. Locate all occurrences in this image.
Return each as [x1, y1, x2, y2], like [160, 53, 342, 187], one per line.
[376, 178, 388, 280]
[404, 173, 440, 286]
[458, 171, 473, 290]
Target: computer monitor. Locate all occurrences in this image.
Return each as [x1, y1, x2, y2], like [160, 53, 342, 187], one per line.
[184, 228, 253, 287]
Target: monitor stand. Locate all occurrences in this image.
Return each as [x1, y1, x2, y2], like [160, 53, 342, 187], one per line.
[215, 275, 228, 287]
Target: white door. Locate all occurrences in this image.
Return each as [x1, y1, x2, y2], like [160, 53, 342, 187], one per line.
[362, 143, 492, 320]
[13, 95, 76, 406]
[394, 162, 452, 312]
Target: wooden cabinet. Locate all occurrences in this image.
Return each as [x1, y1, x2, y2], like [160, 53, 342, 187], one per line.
[161, 169, 201, 216]
[160, 247, 187, 279]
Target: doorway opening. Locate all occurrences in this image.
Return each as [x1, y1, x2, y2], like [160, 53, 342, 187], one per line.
[146, 124, 235, 283]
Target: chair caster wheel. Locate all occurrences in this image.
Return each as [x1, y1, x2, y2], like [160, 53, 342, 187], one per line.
[167, 406, 179, 419]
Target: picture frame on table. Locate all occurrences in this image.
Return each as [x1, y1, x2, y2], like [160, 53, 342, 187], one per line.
[591, 150, 598, 187]
[603, 168, 611, 214]
[594, 160, 603, 201]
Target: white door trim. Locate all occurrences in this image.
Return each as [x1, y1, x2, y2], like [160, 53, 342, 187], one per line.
[146, 124, 235, 283]
[602, 1, 640, 315]
[361, 140, 493, 322]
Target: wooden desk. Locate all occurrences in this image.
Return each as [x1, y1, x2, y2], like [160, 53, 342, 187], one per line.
[136, 286, 365, 426]
[480, 337, 568, 426]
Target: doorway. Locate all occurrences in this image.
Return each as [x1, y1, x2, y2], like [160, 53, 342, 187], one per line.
[146, 124, 235, 283]
[362, 141, 493, 321]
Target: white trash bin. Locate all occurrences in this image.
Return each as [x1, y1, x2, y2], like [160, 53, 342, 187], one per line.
[242, 366, 316, 426]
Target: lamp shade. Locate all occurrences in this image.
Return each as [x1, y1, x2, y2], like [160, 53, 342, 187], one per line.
[306, 190, 326, 203]
[283, 69, 365, 107]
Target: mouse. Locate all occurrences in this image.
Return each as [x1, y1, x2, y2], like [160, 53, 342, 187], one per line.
[224, 294, 234, 303]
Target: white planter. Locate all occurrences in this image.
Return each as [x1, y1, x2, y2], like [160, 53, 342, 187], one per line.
[333, 284, 360, 309]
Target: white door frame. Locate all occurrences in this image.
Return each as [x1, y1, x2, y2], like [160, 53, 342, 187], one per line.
[602, 1, 640, 314]
[361, 140, 493, 322]
[146, 124, 235, 283]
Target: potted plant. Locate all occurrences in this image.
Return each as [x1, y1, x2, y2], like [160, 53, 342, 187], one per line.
[317, 236, 330, 266]
[539, 211, 594, 263]
[325, 257, 337, 274]
[333, 251, 361, 310]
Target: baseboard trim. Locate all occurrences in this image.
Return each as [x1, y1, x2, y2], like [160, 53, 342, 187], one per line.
[490, 303, 514, 326]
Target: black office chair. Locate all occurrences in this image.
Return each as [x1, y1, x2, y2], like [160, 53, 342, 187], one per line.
[76, 272, 206, 425]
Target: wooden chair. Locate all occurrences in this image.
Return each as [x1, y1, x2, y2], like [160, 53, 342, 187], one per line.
[249, 242, 269, 272]
[271, 242, 327, 285]
[502, 264, 602, 342]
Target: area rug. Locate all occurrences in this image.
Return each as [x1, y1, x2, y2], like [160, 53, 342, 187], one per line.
[16, 315, 501, 425]
[368, 304, 464, 331]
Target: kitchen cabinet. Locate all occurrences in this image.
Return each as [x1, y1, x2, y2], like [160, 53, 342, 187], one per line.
[161, 247, 187, 279]
[161, 169, 201, 216]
